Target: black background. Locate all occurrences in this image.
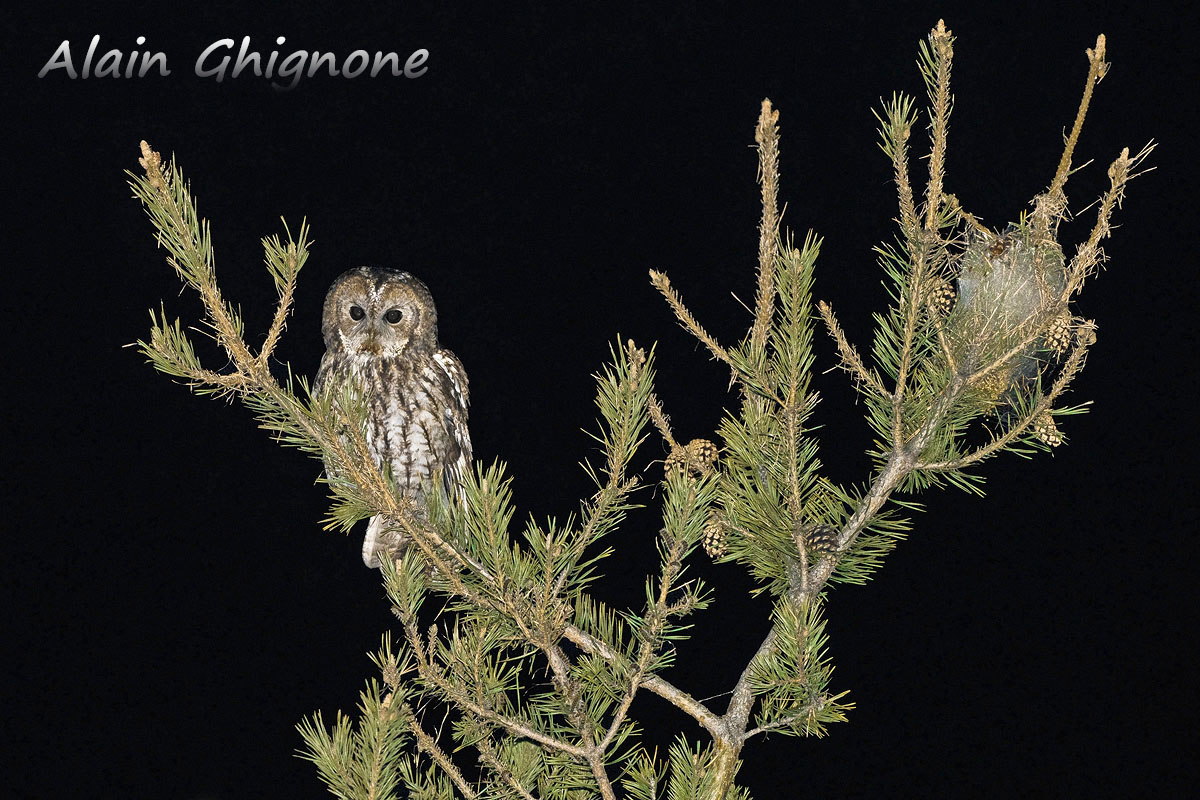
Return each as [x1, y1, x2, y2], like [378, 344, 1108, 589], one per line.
[6, 2, 1196, 797]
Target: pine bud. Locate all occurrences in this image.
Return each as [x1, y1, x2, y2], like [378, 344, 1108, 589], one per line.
[379, 691, 399, 722]
[381, 659, 402, 689]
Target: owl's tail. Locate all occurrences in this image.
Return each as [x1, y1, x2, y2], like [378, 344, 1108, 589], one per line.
[362, 514, 417, 568]
[363, 515, 387, 569]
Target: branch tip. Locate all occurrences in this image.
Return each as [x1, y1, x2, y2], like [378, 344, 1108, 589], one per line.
[138, 140, 167, 190]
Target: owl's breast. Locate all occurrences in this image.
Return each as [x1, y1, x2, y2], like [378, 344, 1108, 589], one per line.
[355, 355, 462, 500]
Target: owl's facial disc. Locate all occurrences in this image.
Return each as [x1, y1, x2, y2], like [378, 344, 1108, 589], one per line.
[323, 268, 433, 356]
[348, 297, 415, 356]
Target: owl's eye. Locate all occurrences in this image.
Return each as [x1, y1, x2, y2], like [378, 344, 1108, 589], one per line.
[349, 305, 365, 321]
[385, 309, 403, 324]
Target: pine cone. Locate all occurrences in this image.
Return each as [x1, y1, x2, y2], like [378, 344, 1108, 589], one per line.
[1033, 411, 1063, 446]
[702, 514, 727, 559]
[926, 279, 956, 317]
[1046, 314, 1073, 356]
[805, 524, 839, 555]
[686, 439, 719, 474]
[664, 445, 689, 476]
[665, 438, 720, 478]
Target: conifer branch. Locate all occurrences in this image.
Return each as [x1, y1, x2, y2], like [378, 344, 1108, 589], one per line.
[130, 20, 1146, 800]
[523, 630, 612, 793]
[404, 705, 478, 799]
[816, 300, 891, 398]
[649, 269, 734, 369]
[921, 20, 954, 232]
[877, 93, 920, 238]
[563, 623, 724, 737]
[132, 142, 258, 388]
[397, 608, 589, 760]
[918, 322, 1095, 471]
[474, 736, 537, 800]
[601, 555, 680, 752]
[1062, 143, 1156, 298]
[800, 401, 945, 596]
[258, 223, 308, 367]
[752, 99, 782, 353]
[1046, 35, 1109, 219]
[742, 693, 833, 739]
[873, 89, 929, 447]
[647, 391, 679, 450]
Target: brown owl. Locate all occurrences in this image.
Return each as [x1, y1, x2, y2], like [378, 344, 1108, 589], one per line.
[315, 267, 471, 568]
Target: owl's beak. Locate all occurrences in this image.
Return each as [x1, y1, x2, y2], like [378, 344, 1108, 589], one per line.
[358, 328, 383, 356]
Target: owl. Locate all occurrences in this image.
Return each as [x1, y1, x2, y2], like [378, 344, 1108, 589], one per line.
[314, 266, 471, 568]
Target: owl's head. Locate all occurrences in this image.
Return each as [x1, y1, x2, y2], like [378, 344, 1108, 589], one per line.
[321, 267, 439, 357]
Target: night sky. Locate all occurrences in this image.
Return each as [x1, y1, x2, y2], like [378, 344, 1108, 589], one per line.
[7, 2, 1196, 797]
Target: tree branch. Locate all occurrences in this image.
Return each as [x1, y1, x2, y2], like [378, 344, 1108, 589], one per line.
[752, 99, 782, 353]
[404, 702, 478, 799]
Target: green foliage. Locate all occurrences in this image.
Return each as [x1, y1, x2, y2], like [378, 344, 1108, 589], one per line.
[714, 234, 833, 598]
[825, 487, 913, 586]
[297, 672, 411, 800]
[747, 599, 852, 737]
[130, 21, 1147, 800]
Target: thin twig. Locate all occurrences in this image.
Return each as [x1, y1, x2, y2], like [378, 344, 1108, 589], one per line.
[405, 704, 478, 799]
[923, 21, 954, 232]
[1062, 143, 1155, 298]
[259, 237, 303, 366]
[476, 735, 538, 800]
[817, 301, 892, 398]
[649, 270, 734, 368]
[1050, 35, 1108, 206]
[647, 391, 679, 450]
[752, 99, 781, 353]
[743, 693, 833, 740]
[562, 623, 723, 738]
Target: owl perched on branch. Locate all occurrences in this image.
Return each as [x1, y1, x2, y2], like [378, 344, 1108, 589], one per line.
[315, 267, 471, 568]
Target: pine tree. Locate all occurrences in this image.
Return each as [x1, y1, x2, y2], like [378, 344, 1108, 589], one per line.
[130, 21, 1150, 800]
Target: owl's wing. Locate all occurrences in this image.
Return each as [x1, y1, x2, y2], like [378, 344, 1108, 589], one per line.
[313, 354, 330, 396]
[432, 348, 472, 497]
